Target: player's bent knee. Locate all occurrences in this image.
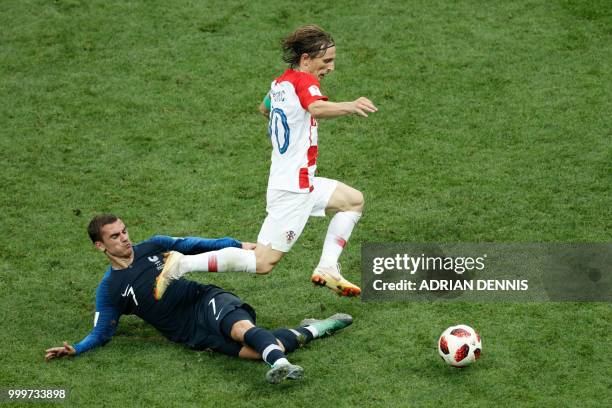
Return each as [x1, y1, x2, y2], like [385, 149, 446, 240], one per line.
[254, 245, 284, 274]
[329, 183, 365, 213]
[352, 189, 365, 213]
[342, 188, 364, 213]
[255, 258, 277, 275]
[256, 263, 274, 275]
[230, 320, 255, 342]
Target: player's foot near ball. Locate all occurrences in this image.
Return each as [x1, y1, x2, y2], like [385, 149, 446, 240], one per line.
[265, 362, 304, 384]
[300, 313, 353, 337]
[154, 251, 183, 300]
[311, 265, 361, 297]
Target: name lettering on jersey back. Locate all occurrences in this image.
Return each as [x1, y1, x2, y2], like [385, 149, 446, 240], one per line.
[272, 90, 286, 103]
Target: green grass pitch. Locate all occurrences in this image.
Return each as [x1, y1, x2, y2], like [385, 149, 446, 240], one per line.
[1, 0, 610, 406]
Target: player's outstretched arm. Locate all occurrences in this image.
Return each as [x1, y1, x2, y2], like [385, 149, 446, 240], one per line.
[148, 235, 245, 255]
[44, 342, 75, 362]
[308, 97, 378, 119]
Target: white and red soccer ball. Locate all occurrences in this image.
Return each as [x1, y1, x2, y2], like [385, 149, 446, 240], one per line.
[438, 325, 482, 367]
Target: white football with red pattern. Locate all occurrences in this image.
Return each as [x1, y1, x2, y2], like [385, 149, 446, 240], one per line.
[438, 325, 482, 367]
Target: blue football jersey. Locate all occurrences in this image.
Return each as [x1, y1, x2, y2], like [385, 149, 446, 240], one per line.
[73, 235, 241, 355]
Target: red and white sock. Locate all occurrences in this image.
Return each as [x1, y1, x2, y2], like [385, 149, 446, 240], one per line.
[179, 247, 256, 274]
[317, 211, 361, 269]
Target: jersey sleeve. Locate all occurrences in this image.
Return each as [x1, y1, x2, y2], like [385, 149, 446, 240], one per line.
[73, 270, 120, 355]
[146, 235, 243, 255]
[263, 94, 271, 111]
[295, 74, 328, 110]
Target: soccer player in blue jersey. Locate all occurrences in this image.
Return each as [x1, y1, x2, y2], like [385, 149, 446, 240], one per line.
[44, 214, 353, 384]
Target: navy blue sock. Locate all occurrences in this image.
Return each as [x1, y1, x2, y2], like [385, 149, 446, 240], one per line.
[272, 328, 314, 353]
[243, 327, 287, 366]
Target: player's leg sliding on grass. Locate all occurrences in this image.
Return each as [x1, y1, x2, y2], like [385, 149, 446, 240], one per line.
[45, 214, 355, 386]
[223, 311, 304, 384]
[152, 189, 364, 299]
[218, 308, 353, 384]
[170, 247, 256, 274]
[154, 249, 256, 300]
[155, 255, 354, 383]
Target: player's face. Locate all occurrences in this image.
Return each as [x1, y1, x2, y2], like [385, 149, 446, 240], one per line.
[96, 219, 133, 258]
[304, 46, 336, 80]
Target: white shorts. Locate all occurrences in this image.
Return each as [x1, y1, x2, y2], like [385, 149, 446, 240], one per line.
[257, 177, 338, 252]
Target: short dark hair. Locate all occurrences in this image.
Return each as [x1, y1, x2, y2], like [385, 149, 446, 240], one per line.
[88, 213, 118, 243]
[282, 24, 335, 68]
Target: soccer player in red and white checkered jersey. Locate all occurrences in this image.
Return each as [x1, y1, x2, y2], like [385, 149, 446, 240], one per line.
[79, 27, 376, 296]
[254, 25, 377, 296]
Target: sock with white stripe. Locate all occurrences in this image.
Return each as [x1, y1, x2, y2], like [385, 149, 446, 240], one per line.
[318, 211, 361, 268]
[303, 324, 321, 339]
[272, 328, 314, 353]
[179, 248, 256, 274]
[243, 327, 288, 367]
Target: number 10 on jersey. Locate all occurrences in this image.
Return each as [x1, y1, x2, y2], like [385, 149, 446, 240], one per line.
[269, 108, 290, 154]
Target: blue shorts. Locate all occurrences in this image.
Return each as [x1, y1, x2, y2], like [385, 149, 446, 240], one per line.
[188, 290, 256, 356]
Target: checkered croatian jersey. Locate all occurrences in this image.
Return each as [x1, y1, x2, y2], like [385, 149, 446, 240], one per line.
[267, 69, 328, 193]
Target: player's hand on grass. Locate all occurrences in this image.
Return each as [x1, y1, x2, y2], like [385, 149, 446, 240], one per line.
[242, 242, 257, 250]
[352, 97, 377, 117]
[45, 342, 75, 361]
